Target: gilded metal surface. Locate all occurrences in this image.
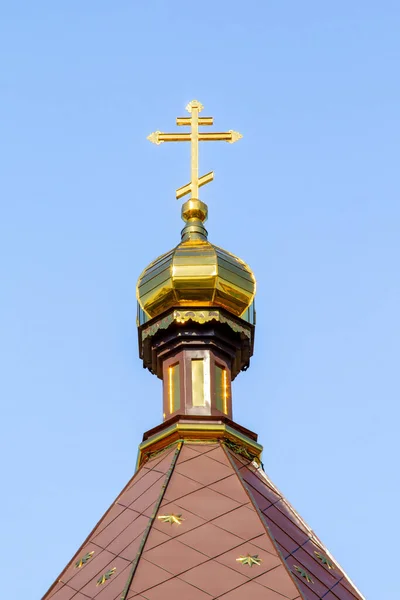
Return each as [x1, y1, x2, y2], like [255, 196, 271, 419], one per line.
[293, 565, 314, 583]
[174, 309, 220, 325]
[236, 554, 262, 567]
[215, 365, 228, 414]
[141, 101, 255, 319]
[137, 240, 256, 319]
[191, 359, 206, 407]
[136, 423, 263, 470]
[96, 567, 116, 586]
[141, 313, 175, 339]
[168, 364, 180, 413]
[148, 100, 242, 203]
[181, 198, 208, 221]
[314, 551, 335, 569]
[223, 368, 228, 414]
[157, 514, 183, 525]
[140, 308, 252, 340]
[75, 551, 94, 569]
[224, 439, 261, 465]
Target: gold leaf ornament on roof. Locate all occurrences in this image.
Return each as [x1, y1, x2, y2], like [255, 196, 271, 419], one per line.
[157, 513, 183, 525]
[96, 567, 116, 586]
[293, 565, 314, 583]
[236, 554, 262, 567]
[75, 551, 94, 568]
[314, 551, 335, 569]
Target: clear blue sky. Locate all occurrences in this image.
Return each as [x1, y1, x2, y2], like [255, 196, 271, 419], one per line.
[1, 2, 399, 598]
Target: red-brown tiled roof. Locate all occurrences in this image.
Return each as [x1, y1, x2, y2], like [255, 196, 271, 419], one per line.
[43, 441, 363, 600]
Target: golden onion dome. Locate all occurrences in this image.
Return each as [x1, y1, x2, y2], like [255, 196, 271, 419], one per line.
[137, 236, 256, 321]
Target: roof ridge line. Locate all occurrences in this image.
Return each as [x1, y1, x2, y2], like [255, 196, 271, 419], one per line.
[254, 464, 366, 600]
[220, 442, 305, 599]
[120, 441, 183, 600]
[40, 460, 144, 599]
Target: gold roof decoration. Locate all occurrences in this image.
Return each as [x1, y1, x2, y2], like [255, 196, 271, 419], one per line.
[138, 100, 255, 321]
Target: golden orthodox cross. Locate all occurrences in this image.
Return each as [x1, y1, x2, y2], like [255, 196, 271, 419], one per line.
[148, 100, 242, 201]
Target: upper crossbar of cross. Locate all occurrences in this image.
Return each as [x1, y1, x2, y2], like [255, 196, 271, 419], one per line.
[147, 100, 242, 201]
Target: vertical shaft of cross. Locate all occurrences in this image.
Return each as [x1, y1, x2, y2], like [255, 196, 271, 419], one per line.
[191, 104, 199, 199]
